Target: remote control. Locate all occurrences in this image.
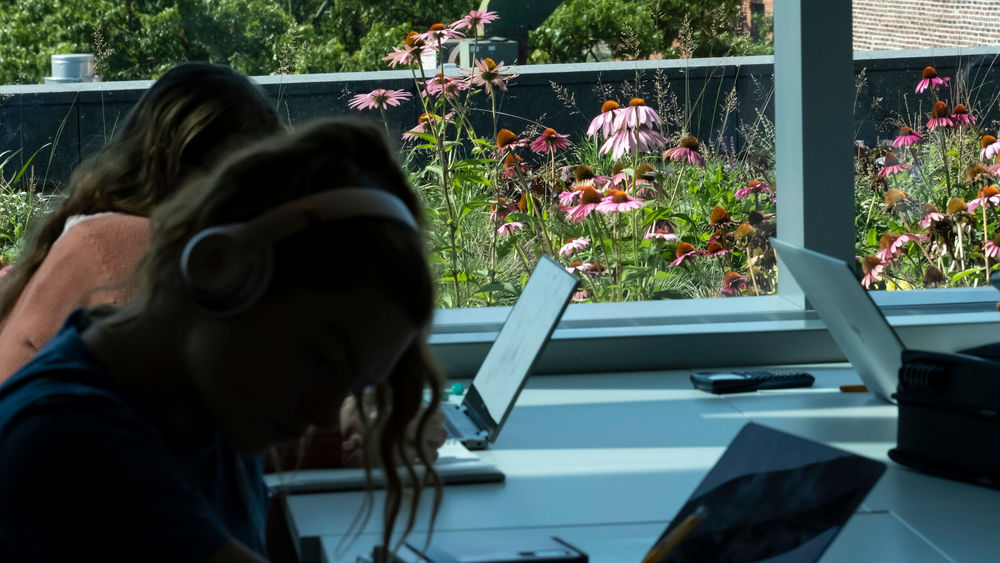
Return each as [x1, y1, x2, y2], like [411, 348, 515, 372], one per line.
[690, 369, 815, 394]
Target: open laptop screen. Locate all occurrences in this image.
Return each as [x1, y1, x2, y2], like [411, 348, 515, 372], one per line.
[652, 423, 886, 562]
[770, 238, 905, 402]
[469, 255, 579, 430]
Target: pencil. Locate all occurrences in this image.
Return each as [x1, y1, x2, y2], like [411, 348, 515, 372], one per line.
[640, 505, 707, 563]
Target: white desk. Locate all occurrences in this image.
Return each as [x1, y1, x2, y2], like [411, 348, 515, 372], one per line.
[280, 367, 1000, 562]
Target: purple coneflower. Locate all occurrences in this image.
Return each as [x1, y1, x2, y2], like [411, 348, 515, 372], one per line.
[415, 23, 465, 45]
[861, 256, 886, 288]
[735, 180, 770, 199]
[566, 261, 607, 276]
[663, 136, 706, 167]
[467, 57, 517, 94]
[348, 88, 412, 111]
[968, 186, 1000, 211]
[915, 66, 950, 93]
[564, 187, 604, 223]
[558, 189, 582, 206]
[877, 151, 911, 178]
[980, 135, 1000, 161]
[613, 98, 662, 130]
[644, 219, 678, 242]
[892, 126, 922, 148]
[596, 189, 645, 213]
[951, 104, 976, 127]
[985, 235, 1000, 259]
[401, 111, 453, 142]
[383, 31, 434, 68]
[489, 197, 516, 222]
[530, 128, 572, 153]
[721, 272, 748, 296]
[926, 101, 954, 130]
[496, 221, 524, 236]
[669, 242, 705, 268]
[600, 128, 667, 160]
[501, 154, 530, 179]
[876, 232, 927, 262]
[422, 73, 468, 98]
[559, 237, 590, 257]
[587, 101, 621, 139]
[571, 289, 589, 302]
[449, 10, 499, 34]
[918, 203, 946, 229]
[704, 241, 731, 257]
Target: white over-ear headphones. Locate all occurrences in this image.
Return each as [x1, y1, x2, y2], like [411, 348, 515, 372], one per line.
[180, 187, 418, 316]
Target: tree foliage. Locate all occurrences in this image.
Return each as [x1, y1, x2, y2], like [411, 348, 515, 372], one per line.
[0, 0, 770, 85]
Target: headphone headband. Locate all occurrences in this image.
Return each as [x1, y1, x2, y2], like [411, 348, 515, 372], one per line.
[180, 187, 419, 316]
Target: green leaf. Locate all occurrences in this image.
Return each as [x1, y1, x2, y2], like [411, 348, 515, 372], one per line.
[475, 281, 521, 297]
[951, 268, 982, 283]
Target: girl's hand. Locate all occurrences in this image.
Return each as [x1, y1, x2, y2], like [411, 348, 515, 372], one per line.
[339, 395, 448, 468]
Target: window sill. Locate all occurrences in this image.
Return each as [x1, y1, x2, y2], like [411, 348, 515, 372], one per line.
[429, 288, 1000, 377]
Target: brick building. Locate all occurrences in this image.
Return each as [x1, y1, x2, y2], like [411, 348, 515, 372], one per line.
[853, 0, 1000, 51]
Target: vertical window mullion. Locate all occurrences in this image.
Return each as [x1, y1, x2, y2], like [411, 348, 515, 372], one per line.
[774, 1, 855, 309]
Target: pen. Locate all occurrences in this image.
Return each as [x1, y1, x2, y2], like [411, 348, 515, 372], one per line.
[640, 505, 707, 563]
[839, 384, 868, 393]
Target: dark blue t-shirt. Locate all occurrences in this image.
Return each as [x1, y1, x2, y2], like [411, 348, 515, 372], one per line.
[0, 311, 268, 562]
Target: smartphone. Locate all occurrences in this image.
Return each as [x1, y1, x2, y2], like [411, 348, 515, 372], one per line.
[690, 369, 814, 394]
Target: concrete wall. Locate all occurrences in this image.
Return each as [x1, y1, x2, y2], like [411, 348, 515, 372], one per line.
[2, 46, 999, 188]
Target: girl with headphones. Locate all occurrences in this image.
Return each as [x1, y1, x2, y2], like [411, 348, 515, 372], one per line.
[0, 118, 444, 562]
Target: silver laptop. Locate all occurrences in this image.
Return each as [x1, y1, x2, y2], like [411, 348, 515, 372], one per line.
[770, 238, 901, 402]
[442, 255, 580, 449]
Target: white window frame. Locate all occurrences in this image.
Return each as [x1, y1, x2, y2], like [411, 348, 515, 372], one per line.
[429, 0, 1000, 376]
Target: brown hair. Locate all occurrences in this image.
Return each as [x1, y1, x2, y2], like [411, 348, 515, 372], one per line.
[128, 116, 442, 556]
[0, 62, 281, 324]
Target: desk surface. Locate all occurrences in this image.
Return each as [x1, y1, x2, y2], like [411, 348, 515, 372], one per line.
[281, 367, 1000, 563]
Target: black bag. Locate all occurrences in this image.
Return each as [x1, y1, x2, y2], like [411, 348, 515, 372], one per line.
[889, 348, 1000, 489]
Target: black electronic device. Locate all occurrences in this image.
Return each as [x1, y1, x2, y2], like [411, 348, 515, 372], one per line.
[690, 370, 815, 394]
[367, 534, 587, 563]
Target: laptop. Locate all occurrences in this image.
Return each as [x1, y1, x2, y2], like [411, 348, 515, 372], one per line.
[770, 238, 902, 402]
[648, 422, 886, 562]
[442, 254, 580, 449]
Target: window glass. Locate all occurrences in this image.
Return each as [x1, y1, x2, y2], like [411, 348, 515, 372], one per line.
[852, 1, 1000, 291]
[0, 1, 777, 308]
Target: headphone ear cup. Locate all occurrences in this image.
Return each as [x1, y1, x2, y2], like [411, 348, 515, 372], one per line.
[181, 227, 275, 316]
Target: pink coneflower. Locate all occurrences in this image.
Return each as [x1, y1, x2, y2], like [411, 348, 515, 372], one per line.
[422, 73, 468, 98]
[571, 289, 589, 301]
[915, 66, 950, 93]
[489, 197, 516, 222]
[564, 187, 604, 223]
[980, 135, 1000, 161]
[401, 112, 452, 141]
[559, 237, 590, 256]
[704, 241, 731, 257]
[587, 101, 621, 139]
[414, 23, 465, 45]
[926, 101, 954, 130]
[383, 31, 434, 68]
[600, 128, 667, 160]
[735, 180, 770, 199]
[985, 235, 1000, 259]
[968, 185, 1000, 211]
[951, 104, 976, 127]
[496, 221, 524, 236]
[449, 10, 499, 34]
[663, 136, 706, 167]
[501, 153, 530, 179]
[669, 242, 705, 267]
[918, 203, 946, 229]
[566, 261, 608, 276]
[861, 255, 887, 288]
[596, 189, 645, 213]
[613, 98, 662, 130]
[530, 128, 572, 153]
[720, 272, 748, 296]
[878, 151, 912, 178]
[467, 57, 517, 94]
[558, 189, 582, 206]
[876, 232, 927, 261]
[892, 126, 922, 148]
[348, 88, 412, 111]
[644, 219, 678, 241]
